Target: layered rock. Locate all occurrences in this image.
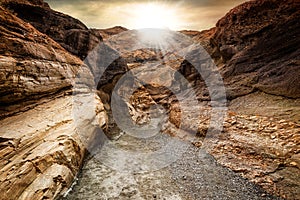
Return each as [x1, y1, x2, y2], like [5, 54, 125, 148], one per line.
[0, 6, 82, 117]
[0, 5, 107, 199]
[191, 0, 300, 99]
[0, 94, 107, 200]
[1, 0, 103, 59]
[1, 0, 131, 106]
[216, 0, 300, 99]
[179, 1, 300, 198]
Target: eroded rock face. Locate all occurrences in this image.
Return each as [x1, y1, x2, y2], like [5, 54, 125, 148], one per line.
[214, 0, 300, 99]
[178, 1, 300, 198]
[1, 0, 103, 59]
[0, 93, 107, 200]
[0, 6, 83, 117]
[0, 5, 108, 199]
[183, 0, 300, 99]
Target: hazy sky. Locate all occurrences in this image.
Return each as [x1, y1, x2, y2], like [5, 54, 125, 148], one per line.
[45, 0, 247, 31]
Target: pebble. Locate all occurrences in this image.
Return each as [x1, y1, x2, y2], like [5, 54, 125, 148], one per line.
[271, 135, 276, 139]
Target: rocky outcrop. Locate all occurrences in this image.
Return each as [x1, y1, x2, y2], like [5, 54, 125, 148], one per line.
[1, 0, 103, 59]
[219, 0, 300, 99]
[183, 0, 300, 99]
[0, 5, 107, 199]
[214, 0, 299, 99]
[0, 6, 83, 118]
[1, 0, 130, 111]
[91, 26, 128, 40]
[0, 94, 107, 200]
[214, 92, 300, 198]
[179, 1, 300, 198]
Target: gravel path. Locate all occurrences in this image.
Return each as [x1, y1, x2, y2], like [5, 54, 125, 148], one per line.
[61, 130, 281, 200]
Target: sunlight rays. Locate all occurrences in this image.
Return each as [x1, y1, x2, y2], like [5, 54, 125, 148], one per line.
[129, 3, 183, 30]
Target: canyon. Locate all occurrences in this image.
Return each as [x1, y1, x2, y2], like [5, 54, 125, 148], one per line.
[0, 0, 299, 199]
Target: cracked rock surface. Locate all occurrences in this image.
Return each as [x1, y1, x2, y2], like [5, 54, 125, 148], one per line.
[0, 94, 107, 200]
[0, 4, 108, 199]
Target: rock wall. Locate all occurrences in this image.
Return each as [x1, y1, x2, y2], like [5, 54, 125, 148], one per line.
[0, 6, 83, 117]
[0, 0, 299, 199]
[218, 0, 300, 99]
[0, 94, 107, 200]
[1, 0, 103, 59]
[215, 0, 299, 99]
[183, 0, 300, 99]
[179, 1, 300, 198]
[0, 5, 107, 199]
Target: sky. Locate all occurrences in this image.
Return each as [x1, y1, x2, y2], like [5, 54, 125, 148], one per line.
[45, 0, 247, 31]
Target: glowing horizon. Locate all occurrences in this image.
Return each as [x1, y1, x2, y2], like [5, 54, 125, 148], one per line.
[128, 3, 183, 30]
[46, 0, 247, 31]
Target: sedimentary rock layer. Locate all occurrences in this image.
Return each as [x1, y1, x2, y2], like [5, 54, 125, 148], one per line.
[0, 5, 108, 199]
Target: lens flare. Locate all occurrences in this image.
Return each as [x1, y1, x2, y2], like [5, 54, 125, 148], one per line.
[130, 3, 183, 30]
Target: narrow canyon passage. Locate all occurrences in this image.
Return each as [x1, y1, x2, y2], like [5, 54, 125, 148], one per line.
[61, 43, 286, 199]
[61, 111, 281, 200]
[0, 0, 299, 199]
[61, 138, 281, 200]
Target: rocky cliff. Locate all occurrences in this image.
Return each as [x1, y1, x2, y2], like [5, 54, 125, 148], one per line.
[180, 0, 300, 199]
[187, 0, 300, 100]
[1, 0, 103, 60]
[0, 5, 82, 117]
[0, 0, 299, 199]
[0, 3, 107, 200]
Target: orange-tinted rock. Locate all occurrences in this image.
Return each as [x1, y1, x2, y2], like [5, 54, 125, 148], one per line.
[0, 94, 107, 200]
[184, 0, 300, 99]
[0, 6, 83, 117]
[2, 0, 102, 59]
[0, 4, 108, 200]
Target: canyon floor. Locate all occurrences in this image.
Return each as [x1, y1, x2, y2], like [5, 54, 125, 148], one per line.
[61, 91, 299, 200]
[62, 139, 280, 200]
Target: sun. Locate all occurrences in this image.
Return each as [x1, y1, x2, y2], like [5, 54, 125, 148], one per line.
[130, 3, 182, 30]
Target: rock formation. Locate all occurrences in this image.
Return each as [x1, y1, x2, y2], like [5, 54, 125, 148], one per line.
[0, 6, 82, 117]
[86, 0, 300, 198]
[186, 0, 300, 99]
[0, 0, 299, 199]
[1, 0, 103, 60]
[179, 0, 300, 198]
[91, 26, 128, 40]
[0, 4, 107, 200]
